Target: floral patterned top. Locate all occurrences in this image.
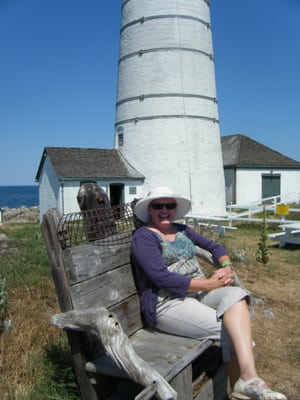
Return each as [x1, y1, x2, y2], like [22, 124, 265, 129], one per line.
[156, 231, 206, 305]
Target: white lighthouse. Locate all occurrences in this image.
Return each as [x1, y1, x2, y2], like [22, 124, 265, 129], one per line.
[115, 0, 226, 215]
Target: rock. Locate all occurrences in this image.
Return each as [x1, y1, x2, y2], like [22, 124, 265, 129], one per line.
[0, 233, 9, 241]
[263, 309, 275, 318]
[0, 207, 39, 224]
[251, 297, 264, 305]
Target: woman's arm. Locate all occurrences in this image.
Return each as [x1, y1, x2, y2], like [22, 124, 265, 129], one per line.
[131, 227, 191, 296]
[184, 225, 234, 290]
[184, 225, 229, 260]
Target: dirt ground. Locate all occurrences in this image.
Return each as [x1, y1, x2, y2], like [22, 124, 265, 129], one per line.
[214, 228, 300, 399]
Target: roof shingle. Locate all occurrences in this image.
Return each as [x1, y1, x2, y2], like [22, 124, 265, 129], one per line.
[36, 147, 144, 181]
[221, 134, 300, 168]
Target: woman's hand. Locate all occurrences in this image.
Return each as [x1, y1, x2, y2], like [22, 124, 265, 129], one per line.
[213, 266, 234, 287]
[188, 266, 234, 292]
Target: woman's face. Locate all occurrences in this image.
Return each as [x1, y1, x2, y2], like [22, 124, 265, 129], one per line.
[148, 197, 177, 229]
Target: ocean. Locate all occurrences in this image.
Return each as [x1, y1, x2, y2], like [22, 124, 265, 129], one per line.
[0, 186, 39, 209]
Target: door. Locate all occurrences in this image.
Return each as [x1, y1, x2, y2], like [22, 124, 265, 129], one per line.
[262, 174, 280, 200]
[109, 183, 125, 206]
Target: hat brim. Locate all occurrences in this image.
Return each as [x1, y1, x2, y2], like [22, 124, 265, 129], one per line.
[134, 194, 191, 223]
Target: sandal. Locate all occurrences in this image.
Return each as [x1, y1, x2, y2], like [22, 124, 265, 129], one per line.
[232, 377, 287, 400]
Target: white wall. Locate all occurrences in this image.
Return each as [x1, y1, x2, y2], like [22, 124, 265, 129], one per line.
[39, 158, 60, 220]
[224, 169, 235, 204]
[279, 170, 300, 203]
[39, 172, 80, 219]
[115, 0, 226, 216]
[49, 181, 145, 215]
[59, 182, 80, 214]
[235, 169, 300, 205]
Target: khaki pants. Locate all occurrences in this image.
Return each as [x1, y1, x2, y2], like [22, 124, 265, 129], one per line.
[156, 286, 249, 362]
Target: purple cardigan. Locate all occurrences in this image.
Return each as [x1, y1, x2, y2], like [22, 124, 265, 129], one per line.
[130, 224, 228, 327]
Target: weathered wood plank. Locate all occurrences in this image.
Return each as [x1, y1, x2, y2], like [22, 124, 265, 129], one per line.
[170, 365, 193, 400]
[70, 264, 137, 310]
[41, 209, 100, 400]
[41, 209, 73, 313]
[109, 294, 143, 336]
[194, 364, 229, 400]
[63, 243, 131, 284]
[130, 330, 211, 381]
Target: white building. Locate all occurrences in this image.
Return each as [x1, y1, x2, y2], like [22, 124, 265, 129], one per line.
[35, 147, 144, 220]
[36, 135, 300, 220]
[222, 135, 300, 205]
[115, 0, 226, 216]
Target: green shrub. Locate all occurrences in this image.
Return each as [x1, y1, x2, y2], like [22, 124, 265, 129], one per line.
[255, 207, 270, 267]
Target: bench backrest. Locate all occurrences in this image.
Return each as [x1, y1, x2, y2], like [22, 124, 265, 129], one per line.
[63, 242, 142, 335]
[41, 206, 143, 337]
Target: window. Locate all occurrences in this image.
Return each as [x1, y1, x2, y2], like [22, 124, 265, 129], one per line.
[118, 133, 124, 146]
[129, 186, 137, 195]
[117, 126, 124, 146]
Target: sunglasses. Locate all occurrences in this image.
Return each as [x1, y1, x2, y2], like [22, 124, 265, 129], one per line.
[150, 202, 177, 210]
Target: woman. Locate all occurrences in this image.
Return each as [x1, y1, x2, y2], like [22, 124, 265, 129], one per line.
[131, 186, 286, 400]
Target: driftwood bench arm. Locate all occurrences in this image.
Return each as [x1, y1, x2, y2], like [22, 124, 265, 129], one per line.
[51, 306, 177, 400]
[134, 383, 160, 400]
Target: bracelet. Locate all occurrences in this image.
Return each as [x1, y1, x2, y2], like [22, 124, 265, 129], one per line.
[221, 260, 232, 268]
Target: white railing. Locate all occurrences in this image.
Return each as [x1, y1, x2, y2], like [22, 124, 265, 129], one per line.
[227, 194, 300, 224]
[186, 194, 300, 236]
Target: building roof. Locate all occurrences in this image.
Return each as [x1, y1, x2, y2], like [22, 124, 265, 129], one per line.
[221, 134, 300, 168]
[36, 135, 300, 183]
[35, 147, 144, 181]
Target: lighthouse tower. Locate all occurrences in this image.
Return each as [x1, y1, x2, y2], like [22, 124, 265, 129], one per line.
[115, 0, 226, 215]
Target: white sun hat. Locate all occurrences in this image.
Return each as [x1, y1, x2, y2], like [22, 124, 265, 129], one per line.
[134, 186, 191, 223]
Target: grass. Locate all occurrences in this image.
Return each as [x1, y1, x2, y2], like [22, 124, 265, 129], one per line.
[0, 223, 80, 400]
[216, 223, 300, 398]
[0, 221, 299, 399]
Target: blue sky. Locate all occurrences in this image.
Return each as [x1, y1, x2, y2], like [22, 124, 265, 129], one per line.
[0, 0, 299, 185]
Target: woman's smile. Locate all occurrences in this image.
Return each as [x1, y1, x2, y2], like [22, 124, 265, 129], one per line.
[148, 198, 177, 229]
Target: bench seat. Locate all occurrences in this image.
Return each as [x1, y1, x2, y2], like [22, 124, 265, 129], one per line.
[86, 329, 212, 379]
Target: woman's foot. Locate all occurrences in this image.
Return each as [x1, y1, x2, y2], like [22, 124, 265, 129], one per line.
[232, 377, 287, 400]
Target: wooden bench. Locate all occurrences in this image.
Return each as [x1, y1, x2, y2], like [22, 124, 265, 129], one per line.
[41, 205, 229, 400]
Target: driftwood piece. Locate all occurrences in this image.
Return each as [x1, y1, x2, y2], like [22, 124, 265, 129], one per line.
[51, 306, 178, 400]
